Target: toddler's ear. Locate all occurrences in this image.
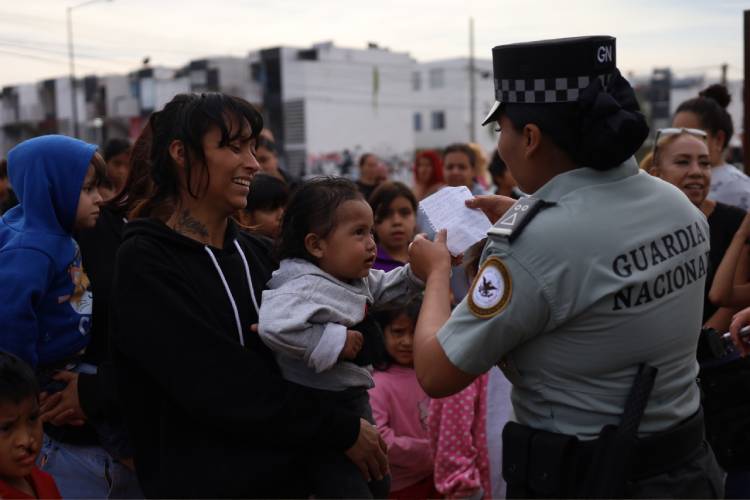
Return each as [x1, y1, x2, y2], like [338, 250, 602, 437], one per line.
[304, 233, 325, 259]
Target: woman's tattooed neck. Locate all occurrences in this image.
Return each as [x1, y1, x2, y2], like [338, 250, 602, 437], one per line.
[171, 209, 210, 242]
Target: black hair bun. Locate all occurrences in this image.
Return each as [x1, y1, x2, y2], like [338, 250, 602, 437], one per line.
[575, 69, 649, 170]
[699, 84, 731, 109]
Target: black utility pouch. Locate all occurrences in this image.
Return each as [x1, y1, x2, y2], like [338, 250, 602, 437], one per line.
[528, 429, 578, 498]
[503, 421, 534, 498]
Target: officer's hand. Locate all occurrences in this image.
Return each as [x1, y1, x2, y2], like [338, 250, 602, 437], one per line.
[409, 230, 451, 281]
[465, 194, 516, 224]
[729, 307, 750, 357]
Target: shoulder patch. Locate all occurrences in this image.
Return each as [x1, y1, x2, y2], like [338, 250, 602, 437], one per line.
[487, 197, 555, 242]
[468, 256, 512, 319]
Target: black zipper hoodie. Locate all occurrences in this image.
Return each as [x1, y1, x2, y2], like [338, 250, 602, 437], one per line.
[111, 218, 360, 498]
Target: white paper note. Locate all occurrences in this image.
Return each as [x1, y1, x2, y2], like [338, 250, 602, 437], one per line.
[418, 186, 492, 256]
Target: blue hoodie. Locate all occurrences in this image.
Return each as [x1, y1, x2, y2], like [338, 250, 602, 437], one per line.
[0, 135, 97, 368]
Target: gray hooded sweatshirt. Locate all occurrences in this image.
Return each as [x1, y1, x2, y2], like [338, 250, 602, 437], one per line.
[258, 258, 424, 391]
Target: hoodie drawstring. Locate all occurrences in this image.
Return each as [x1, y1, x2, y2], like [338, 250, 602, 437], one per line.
[204, 239, 258, 347]
[233, 240, 260, 315]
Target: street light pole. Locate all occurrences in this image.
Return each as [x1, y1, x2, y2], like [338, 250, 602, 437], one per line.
[66, 0, 112, 138]
[66, 7, 77, 137]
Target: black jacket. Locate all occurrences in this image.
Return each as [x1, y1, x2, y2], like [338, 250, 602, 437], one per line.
[111, 218, 360, 498]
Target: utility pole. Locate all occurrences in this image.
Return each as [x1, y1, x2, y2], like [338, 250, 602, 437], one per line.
[744, 10, 749, 174]
[721, 63, 728, 87]
[66, 7, 78, 137]
[66, 0, 113, 139]
[468, 17, 476, 143]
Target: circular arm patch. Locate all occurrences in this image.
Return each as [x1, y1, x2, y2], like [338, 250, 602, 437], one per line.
[468, 256, 512, 318]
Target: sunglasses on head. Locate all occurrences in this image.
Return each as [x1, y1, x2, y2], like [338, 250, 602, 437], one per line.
[653, 128, 707, 160]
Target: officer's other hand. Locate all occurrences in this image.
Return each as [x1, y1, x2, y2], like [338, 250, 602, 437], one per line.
[344, 418, 389, 482]
[465, 194, 516, 223]
[409, 230, 451, 281]
[729, 307, 750, 357]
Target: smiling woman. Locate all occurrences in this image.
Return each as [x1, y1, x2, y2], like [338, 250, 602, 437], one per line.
[111, 93, 387, 498]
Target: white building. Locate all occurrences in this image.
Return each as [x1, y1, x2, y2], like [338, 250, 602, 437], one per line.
[249, 42, 415, 176]
[412, 57, 496, 155]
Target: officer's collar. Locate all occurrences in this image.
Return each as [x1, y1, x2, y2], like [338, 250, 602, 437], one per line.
[531, 157, 640, 202]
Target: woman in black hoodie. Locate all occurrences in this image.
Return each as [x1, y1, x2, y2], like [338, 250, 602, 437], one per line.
[110, 93, 388, 498]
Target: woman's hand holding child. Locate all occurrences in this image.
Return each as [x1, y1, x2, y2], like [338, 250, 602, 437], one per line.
[340, 330, 364, 360]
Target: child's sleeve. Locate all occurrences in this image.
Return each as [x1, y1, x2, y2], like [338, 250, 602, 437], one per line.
[258, 290, 346, 373]
[369, 379, 433, 475]
[0, 249, 53, 367]
[429, 380, 485, 499]
[367, 264, 424, 310]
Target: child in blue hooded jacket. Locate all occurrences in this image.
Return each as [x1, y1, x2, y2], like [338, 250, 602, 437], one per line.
[0, 135, 105, 369]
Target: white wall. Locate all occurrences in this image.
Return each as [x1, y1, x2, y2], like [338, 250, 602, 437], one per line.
[412, 58, 496, 155]
[280, 44, 415, 158]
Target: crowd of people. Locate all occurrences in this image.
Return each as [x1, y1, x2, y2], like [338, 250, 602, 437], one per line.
[0, 34, 749, 500]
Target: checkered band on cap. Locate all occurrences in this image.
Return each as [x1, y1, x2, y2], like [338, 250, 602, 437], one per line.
[494, 75, 594, 103]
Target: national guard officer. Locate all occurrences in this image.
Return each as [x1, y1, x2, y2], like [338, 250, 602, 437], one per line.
[410, 36, 724, 498]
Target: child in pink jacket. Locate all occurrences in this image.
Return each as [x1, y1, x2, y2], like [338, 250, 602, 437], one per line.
[369, 301, 439, 499]
[429, 241, 513, 499]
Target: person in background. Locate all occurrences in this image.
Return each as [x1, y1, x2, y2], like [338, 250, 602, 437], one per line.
[673, 84, 750, 211]
[356, 153, 381, 201]
[255, 135, 298, 188]
[0, 135, 128, 497]
[646, 127, 750, 498]
[645, 127, 747, 332]
[443, 143, 488, 197]
[369, 300, 437, 500]
[236, 173, 288, 241]
[0, 352, 61, 499]
[468, 143, 491, 192]
[488, 150, 521, 199]
[370, 182, 417, 272]
[0, 159, 19, 215]
[100, 139, 131, 201]
[428, 240, 511, 500]
[412, 150, 444, 202]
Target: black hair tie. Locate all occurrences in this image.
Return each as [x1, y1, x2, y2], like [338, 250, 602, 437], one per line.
[575, 68, 649, 170]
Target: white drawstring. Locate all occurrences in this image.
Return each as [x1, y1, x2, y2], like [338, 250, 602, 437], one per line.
[204, 244, 245, 347]
[233, 240, 260, 316]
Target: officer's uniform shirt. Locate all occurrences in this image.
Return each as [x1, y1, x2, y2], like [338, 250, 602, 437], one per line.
[438, 158, 710, 440]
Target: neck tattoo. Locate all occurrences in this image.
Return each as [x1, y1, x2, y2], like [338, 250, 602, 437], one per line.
[172, 209, 210, 242]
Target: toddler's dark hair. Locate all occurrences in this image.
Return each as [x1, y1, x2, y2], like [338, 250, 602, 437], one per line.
[373, 298, 422, 371]
[245, 173, 288, 213]
[277, 176, 364, 262]
[0, 351, 39, 405]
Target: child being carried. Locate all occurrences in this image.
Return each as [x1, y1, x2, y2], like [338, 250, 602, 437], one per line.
[258, 177, 430, 498]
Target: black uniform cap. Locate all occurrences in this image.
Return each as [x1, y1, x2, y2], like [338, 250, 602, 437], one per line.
[482, 36, 617, 125]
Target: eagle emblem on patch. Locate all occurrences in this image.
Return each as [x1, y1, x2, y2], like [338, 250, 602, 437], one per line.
[468, 256, 512, 318]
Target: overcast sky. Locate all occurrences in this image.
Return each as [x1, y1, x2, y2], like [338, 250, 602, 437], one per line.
[0, 0, 745, 87]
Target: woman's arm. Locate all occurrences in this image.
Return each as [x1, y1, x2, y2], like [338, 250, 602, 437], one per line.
[709, 214, 750, 307]
[409, 231, 476, 397]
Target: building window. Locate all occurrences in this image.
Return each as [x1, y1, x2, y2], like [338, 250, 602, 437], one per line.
[429, 68, 445, 88]
[412, 71, 421, 91]
[431, 111, 445, 130]
[413, 112, 422, 131]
